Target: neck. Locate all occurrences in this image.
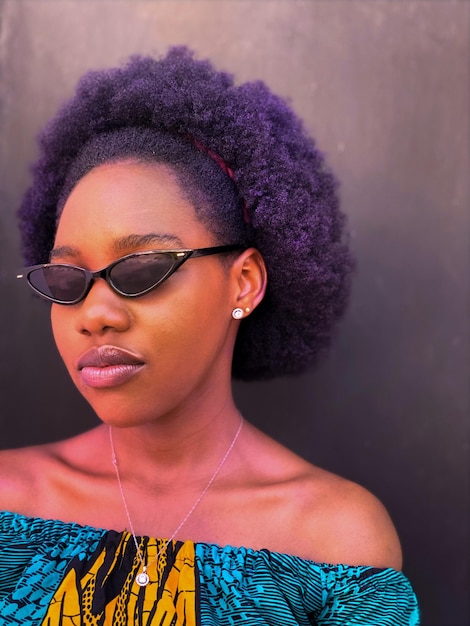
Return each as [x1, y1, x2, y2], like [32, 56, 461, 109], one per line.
[104, 398, 243, 490]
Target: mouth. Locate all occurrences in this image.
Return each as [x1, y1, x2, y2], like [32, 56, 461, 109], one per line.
[77, 346, 145, 389]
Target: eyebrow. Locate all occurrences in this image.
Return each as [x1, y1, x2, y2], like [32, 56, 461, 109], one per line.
[50, 233, 186, 261]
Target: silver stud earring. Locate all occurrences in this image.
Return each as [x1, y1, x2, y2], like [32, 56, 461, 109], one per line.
[232, 307, 244, 320]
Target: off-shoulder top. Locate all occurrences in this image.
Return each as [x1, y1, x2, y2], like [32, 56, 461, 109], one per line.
[0, 511, 419, 625]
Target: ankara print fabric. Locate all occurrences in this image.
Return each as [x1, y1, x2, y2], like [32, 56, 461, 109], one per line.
[0, 512, 420, 625]
[41, 534, 198, 625]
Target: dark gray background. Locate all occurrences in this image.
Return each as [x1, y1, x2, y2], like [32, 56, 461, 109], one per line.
[0, 2, 468, 625]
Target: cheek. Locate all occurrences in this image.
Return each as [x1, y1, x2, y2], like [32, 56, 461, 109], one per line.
[50, 307, 83, 385]
[141, 300, 218, 355]
[50, 306, 70, 361]
[137, 287, 233, 386]
[145, 265, 233, 337]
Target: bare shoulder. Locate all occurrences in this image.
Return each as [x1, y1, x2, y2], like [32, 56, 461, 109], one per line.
[296, 467, 403, 570]
[0, 444, 52, 513]
[241, 424, 403, 570]
[0, 428, 106, 516]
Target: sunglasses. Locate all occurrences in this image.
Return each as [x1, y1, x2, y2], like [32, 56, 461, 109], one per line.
[17, 244, 243, 305]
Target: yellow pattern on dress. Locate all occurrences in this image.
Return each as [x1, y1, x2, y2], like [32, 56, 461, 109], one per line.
[41, 534, 198, 625]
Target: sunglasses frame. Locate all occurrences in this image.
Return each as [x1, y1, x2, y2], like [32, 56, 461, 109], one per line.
[17, 244, 243, 305]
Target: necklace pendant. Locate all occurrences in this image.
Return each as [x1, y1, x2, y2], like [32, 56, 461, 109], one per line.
[136, 568, 150, 587]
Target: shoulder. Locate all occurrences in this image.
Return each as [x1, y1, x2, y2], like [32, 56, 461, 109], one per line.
[295, 468, 403, 569]
[0, 445, 51, 514]
[0, 428, 107, 517]
[240, 425, 402, 570]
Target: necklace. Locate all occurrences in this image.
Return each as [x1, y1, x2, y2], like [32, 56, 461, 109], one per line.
[109, 416, 243, 587]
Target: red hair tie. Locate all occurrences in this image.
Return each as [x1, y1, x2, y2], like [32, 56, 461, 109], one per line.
[189, 136, 250, 224]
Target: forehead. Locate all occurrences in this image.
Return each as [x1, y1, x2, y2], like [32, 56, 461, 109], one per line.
[54, 161, 213, 254]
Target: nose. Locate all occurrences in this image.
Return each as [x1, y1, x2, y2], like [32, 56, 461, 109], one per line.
[75, 279, 131, 336]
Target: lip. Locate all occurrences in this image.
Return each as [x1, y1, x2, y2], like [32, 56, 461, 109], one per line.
[77, 346, 145, 389]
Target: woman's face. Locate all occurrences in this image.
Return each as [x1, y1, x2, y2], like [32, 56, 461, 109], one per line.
[51, 161, 240, 426]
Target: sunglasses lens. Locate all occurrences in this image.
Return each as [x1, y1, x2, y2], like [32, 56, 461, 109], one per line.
[110, 253, 178, 295]
[28, 266, 87, 302]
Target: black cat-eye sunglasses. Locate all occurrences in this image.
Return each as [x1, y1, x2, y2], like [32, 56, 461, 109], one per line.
[17, 244, 243, 305]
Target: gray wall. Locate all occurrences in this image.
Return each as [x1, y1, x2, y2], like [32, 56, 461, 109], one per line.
[0, 2, 468, 624]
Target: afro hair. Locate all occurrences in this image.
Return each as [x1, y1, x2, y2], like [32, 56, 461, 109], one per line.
[18, 46, 353, 381]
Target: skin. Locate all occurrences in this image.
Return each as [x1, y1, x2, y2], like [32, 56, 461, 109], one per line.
[0, 161, 402, 569]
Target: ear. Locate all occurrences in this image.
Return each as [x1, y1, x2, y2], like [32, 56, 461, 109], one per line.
[229, 247, 267, 316]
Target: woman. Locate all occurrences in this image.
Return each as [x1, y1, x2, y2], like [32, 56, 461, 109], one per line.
[0, 48, 419, 624]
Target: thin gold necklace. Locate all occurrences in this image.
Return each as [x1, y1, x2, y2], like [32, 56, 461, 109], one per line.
[109, 416, 243, 587]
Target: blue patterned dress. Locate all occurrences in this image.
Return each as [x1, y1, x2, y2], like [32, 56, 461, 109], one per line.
[0, 511, 419, 625]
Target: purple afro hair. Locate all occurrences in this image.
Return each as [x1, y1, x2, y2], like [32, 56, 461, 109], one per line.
[18, 46, 353, 380]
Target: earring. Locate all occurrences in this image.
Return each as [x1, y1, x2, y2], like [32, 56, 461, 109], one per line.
[232, 308, 244, 320]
